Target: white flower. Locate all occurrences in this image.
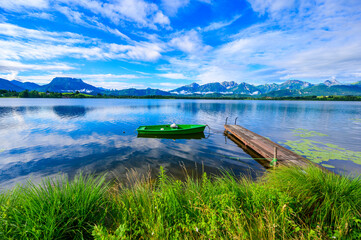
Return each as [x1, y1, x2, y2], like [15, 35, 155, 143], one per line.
[195, 227, 198, 232]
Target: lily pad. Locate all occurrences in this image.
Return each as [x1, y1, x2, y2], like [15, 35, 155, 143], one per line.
[292, 128, 328, 138]
[282, 139, 361, 165]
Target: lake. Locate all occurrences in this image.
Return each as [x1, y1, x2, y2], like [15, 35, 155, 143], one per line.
[0, 98, 360, 188]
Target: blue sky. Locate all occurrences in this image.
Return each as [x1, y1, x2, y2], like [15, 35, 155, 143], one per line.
[0, 0, 361, 90]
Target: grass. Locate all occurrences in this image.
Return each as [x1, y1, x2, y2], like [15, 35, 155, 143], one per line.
[1, 166, 361, 239]
[0, 174, 110, 239]
[62, 92, 94, 98]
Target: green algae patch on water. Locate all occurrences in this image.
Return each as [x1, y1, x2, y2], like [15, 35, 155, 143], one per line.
[280, 128, 361, 167]
[292, 128, 328, 138]
[351, 118, 361, 123]
[321, 163, 335, 168]
[282, 139, 361, 165]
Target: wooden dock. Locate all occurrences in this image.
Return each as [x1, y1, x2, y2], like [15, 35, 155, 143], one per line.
[224, 125, 320, 168]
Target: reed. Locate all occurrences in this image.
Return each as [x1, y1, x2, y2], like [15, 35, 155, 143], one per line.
[1, 166, 360, 239]
[0, 174, 111, 239]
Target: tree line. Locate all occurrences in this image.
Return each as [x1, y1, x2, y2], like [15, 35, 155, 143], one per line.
[1, 89, 361, 101]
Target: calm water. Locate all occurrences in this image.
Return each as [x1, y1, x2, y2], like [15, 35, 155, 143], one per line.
[0, 99, 361, 188]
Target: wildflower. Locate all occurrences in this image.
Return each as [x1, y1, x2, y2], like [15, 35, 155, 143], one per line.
[195, 227, 198, 232]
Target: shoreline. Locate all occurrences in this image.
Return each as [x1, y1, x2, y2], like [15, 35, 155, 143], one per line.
[1, 95, 361, 101]
[2, 89, 361, 101]
[1, 166, 360, 239]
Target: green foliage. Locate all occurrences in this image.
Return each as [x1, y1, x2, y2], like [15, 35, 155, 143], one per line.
[0, 167, 360, 239]
[103, 167, 361, 239]
[62, 92, 95, 98]
[0, 89, 18, 97]
[1, 88, 361, 100]
[18, 89, 29, 98]
[0, 89, 63, 98]
[265, 167, 361, 239]
[0, 174, 111, 239]
[92, 224, 127, 240]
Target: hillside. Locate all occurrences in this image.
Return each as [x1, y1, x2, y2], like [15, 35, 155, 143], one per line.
[37, 77, 100, 94]
[0, 78, 25, 91]
[107, 88, 172, 96]
[11, 80, 40, 91]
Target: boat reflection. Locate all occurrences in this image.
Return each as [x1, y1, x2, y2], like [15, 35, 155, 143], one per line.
[137, 132, 206, 140]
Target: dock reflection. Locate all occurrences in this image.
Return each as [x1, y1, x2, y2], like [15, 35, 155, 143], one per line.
[224, 131, 271, 169]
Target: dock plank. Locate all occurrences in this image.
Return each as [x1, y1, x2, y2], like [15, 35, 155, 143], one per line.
[224, 125, 321, 168]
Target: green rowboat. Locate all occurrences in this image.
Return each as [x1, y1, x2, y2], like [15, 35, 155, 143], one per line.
[138, 132, 205, 139]
[137, 124, 206, 135]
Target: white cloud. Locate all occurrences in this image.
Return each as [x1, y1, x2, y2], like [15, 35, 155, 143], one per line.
[196, 66, 243, 84]
[198, 0, 212, 3]
[16, 73, 142, 86]
[57, 6, 86, 25]
[247, 0, 295, 15]
[0, 23, 90, 44]
[57, 0, 170, 29]
[161, 0, 189, 15]
[2, 0, 361, 86]
[108, 42, 163, 61]
[69, 73, 140, 80]
[0, 39, 104, 61]
[154, 82, 184, 90]
[203, 14, 242, 32]
[27, 12, 53, 20]
[97, 81, 146, 90]
[56, 6, 131, 40]
[158, 73, 188, 79]
[161, 0, 211, 15]
[169, 30, 210, 54]
[157, 82, 183, 87]
[161, 0, 361, 84]
[0, 60, 74, 72]
[1, 0, 170, 30]
[0, 0, 49, 11]
[0, 71, 19, 80]
[153, 11, 170, 26]
[0, 23, 164, 66]
[101, 26, 130, 40]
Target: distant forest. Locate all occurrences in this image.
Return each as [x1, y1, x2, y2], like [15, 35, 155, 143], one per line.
[1, 89, 361, 101]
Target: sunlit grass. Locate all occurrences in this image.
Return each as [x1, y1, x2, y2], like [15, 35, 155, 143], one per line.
[1, 166, 360, 239]
[0, 174, 111, 239]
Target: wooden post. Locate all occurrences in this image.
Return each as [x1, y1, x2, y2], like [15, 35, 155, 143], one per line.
[273, 147, 277, 167]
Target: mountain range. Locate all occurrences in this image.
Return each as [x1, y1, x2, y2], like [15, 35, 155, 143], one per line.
[0, 77, 361, 97]
[0, 77, 100, 93]
[169, 79, 361, 96]
[171, 80, 325, 95]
